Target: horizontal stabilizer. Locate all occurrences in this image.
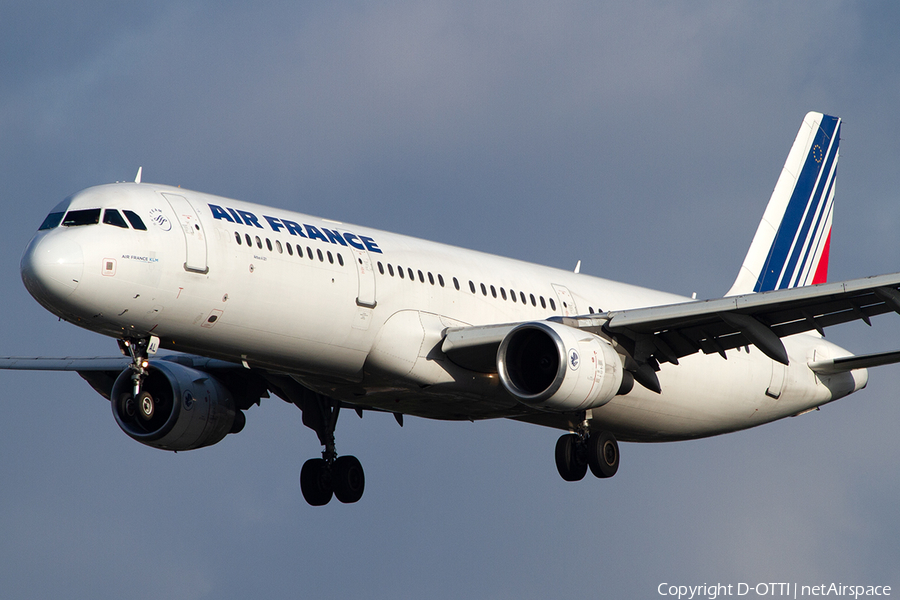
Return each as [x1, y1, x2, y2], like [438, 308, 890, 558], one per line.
[808, 349, 900, 374]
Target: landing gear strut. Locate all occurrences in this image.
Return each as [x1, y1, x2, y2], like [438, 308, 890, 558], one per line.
[555, 424, 619, 482]
[118, 336, 159, 420]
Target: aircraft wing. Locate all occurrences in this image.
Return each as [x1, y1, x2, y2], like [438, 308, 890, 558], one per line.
[0, 357, 132, 370]
[443, 272, 900, 391]
[0, 355, 250, 400]
[0, 355, 242, 371]
[584, 272, 900, 367]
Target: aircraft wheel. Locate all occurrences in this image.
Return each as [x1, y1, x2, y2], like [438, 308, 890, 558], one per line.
[300, 458, 333, 506]
[333, 455, 365, 504]
[123, 396, 136, 419]
[587, 431, 619, 479]
[555, 434, 587, 482]
[137, 391, 155, 421]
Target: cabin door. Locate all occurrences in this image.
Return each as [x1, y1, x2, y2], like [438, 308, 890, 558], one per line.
[162, 193, 208, 274]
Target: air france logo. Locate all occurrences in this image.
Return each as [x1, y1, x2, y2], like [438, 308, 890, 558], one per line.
[208, 204, 382, 254]
[149, 208, 172, 231]
[568, 349, 580, 370]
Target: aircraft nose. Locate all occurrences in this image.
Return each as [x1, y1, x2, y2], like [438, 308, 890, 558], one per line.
[20, 233, 84, 303]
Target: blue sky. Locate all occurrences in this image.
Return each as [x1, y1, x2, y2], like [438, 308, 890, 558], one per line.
[1, 2, 899, 598]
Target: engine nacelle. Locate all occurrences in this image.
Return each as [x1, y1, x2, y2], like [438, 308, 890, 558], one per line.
[111, 360, 241, 451]
[497, 321, 625, 412]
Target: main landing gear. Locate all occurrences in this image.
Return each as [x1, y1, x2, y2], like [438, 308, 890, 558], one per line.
[259, 374, 367, 507]
[297, 395, 365, 506]
[555, 425, 619, 482]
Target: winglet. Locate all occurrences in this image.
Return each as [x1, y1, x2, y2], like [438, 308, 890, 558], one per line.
[727, 112, 840, 296]
[134, 167, 143, 184]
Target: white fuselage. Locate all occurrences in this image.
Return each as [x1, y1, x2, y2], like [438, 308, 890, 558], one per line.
[22, 183, 866, 442]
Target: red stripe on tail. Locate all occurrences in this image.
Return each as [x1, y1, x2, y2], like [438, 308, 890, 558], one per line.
[812, 230, 831, 285]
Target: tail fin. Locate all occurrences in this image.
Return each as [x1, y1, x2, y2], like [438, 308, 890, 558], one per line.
[727, 112, 841, 296]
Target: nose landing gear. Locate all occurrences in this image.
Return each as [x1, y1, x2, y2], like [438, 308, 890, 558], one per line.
[118, 336, 159, 399]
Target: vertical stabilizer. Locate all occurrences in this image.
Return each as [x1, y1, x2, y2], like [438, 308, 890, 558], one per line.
[727, 112, 840, 296]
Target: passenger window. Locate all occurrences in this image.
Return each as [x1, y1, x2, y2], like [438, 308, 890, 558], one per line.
[490, 285, 497, 298]
[266, 238, 273, 251]
[388, 264, 395, 276]
[520, 291, 527, 304]
[338, 254, 344, 266]
[255, 236, 262, 249]
[306, 246, 313, 259]
[408, 268, 414, 280]
[327, 251, 334, 264]
[39, 212, 65, 230]
[378, 262, 384, 275]
[63, 208, 101, 227]
[317, 249, 324, 262]
[102, 209, 129, 228]
[123, 210, 147, 230]
[428, 272, 434, 285]
[438, 274, 444, 287]
[418, 270, 424, 283]
[398, 266, 405, 279]
[549, 298, 556, 311]
[500, 288, 507, 300]
[246, 234, 252, 246]
[287, 243, 293, 255]
[510, 289, 516, 302]
[235, 232, 242, 245]
[530, 294, 536, 306]
[481, 283, 487, 296]
[469, 281, 476, 293]
[540, 296, 546, 309]
[453, 277, 460, 291]
[276, 240, 283, 254]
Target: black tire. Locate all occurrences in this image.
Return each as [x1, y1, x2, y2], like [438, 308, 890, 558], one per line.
[555, 434, 587, 482]
[300, 458, 333, 506]
[587, 431, 619, 479]
[333, 455, 365, 504]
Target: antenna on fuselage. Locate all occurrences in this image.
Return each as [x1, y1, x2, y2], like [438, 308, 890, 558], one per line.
[134, 167, 143, 184]
[574, 260, 581, 274]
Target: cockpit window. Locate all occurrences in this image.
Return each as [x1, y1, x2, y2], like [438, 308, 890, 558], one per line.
[123, 210, 147, 231]
[102, 209, 129, 229]
[38, 212, 65, 230]
[62, 208, 101, 227]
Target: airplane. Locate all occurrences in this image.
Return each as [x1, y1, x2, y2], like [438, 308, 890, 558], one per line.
[4, 111, 900, 506]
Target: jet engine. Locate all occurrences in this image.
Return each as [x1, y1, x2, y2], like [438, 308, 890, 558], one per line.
[497, 321, 625, 411]
[110, 360, 243, 451]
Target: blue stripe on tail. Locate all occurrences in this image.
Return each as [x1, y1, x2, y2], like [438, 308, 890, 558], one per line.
[754, 116, 840, 292]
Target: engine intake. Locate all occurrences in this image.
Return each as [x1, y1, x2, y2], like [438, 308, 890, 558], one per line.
[497, 321, 625, 411]
[111, 360, 241, 451]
